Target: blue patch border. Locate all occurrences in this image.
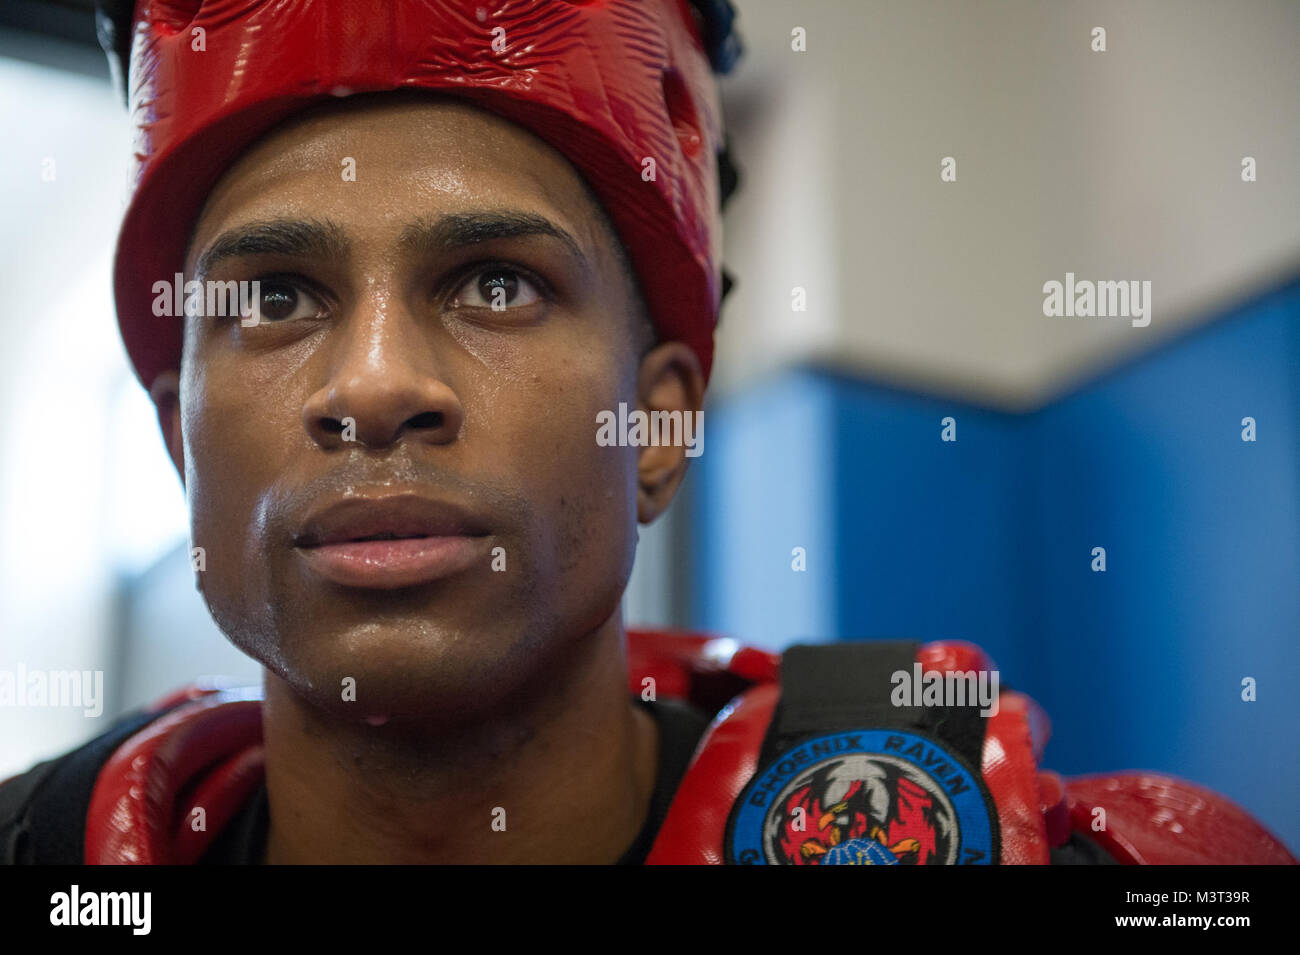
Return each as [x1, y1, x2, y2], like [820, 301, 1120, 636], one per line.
[724, 728, 1000, 865]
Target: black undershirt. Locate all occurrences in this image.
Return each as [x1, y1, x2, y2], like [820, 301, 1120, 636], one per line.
[199, 695, 713, 865]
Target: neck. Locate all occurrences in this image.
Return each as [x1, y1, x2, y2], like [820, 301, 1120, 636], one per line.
[259, 610, 659, 864]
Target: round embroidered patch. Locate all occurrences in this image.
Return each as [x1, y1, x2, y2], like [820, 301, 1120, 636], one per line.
[725, 728, 999, 865]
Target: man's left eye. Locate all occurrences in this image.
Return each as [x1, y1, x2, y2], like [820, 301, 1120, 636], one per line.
[451, 267, 543, 311]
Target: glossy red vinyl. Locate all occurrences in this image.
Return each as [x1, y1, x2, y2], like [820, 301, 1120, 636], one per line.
[83, 631, 1297, 864]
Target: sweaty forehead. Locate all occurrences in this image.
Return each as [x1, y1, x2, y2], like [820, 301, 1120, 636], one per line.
[186, 94, 616, 270]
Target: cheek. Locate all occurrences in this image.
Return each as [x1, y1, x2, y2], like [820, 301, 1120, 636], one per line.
[182, 340, 308, 505]
[477, 347, 638, 582]
[180, 356, 300, 632]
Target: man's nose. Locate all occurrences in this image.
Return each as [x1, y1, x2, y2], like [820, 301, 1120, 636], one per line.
[301, 297, 463, 450]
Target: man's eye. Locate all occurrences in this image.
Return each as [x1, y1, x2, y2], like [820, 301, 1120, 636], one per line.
[243, 280, 324, 323]
[451, 267, 543, 311]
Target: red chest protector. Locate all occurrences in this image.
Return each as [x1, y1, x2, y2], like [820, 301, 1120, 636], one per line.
[84, 630, 1296, 865]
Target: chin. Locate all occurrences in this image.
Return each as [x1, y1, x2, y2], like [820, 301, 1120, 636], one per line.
[259, 615, 546, 723]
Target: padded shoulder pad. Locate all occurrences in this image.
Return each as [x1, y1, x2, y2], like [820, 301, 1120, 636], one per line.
[1064, 773, 1297, 865]
[626, 628, 779, 714]
[144, 679, 235, 713]
[86, 688, 264, 864]
[649, 683, 779, 864]
[649, 638, 1053, 864]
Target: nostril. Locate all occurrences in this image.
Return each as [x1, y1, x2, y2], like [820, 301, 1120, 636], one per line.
[406, 411, 444, 430]
[319, 418, 346, 435]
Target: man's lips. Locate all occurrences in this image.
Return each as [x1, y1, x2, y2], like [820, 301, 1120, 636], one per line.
[293, 494, 491, 590]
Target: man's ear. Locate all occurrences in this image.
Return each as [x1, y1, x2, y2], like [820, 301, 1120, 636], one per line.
[635, 341, 705, 524]
[149, 370, 185, 485]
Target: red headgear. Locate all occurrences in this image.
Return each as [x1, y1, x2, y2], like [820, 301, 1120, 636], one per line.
[104, 0, 737, 390]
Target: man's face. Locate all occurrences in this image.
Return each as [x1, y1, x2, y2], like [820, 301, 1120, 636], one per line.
[176, 96, 650, 724]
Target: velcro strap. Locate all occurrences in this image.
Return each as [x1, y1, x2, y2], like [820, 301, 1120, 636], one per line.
[760, 641, 986, 770]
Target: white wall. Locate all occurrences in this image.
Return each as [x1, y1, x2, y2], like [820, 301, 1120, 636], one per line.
[0, 49, 153, 774]
[716, 0, 1300, 408]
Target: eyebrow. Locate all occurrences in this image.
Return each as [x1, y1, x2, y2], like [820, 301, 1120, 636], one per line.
[399, 211, 592, 277]
[193, 210, 592, 280]
[193, 218, 350, 280]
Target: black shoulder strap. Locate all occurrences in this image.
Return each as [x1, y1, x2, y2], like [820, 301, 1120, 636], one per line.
[723, 640, 1004, 866]
[0, 705, 175, 865]
[759, 641, 986, 771]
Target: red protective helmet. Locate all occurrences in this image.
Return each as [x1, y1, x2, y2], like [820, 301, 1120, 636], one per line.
[98, 0, 741, 391]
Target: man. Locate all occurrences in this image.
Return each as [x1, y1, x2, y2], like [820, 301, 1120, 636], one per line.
[1, 0, 1293, 865]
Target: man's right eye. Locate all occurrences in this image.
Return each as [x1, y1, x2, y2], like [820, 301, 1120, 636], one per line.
[243, 279, 326, 323]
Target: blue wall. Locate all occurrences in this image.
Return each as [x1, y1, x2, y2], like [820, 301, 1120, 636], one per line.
[691, 275, 1300, 854]
[691, 374, 837, 650]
